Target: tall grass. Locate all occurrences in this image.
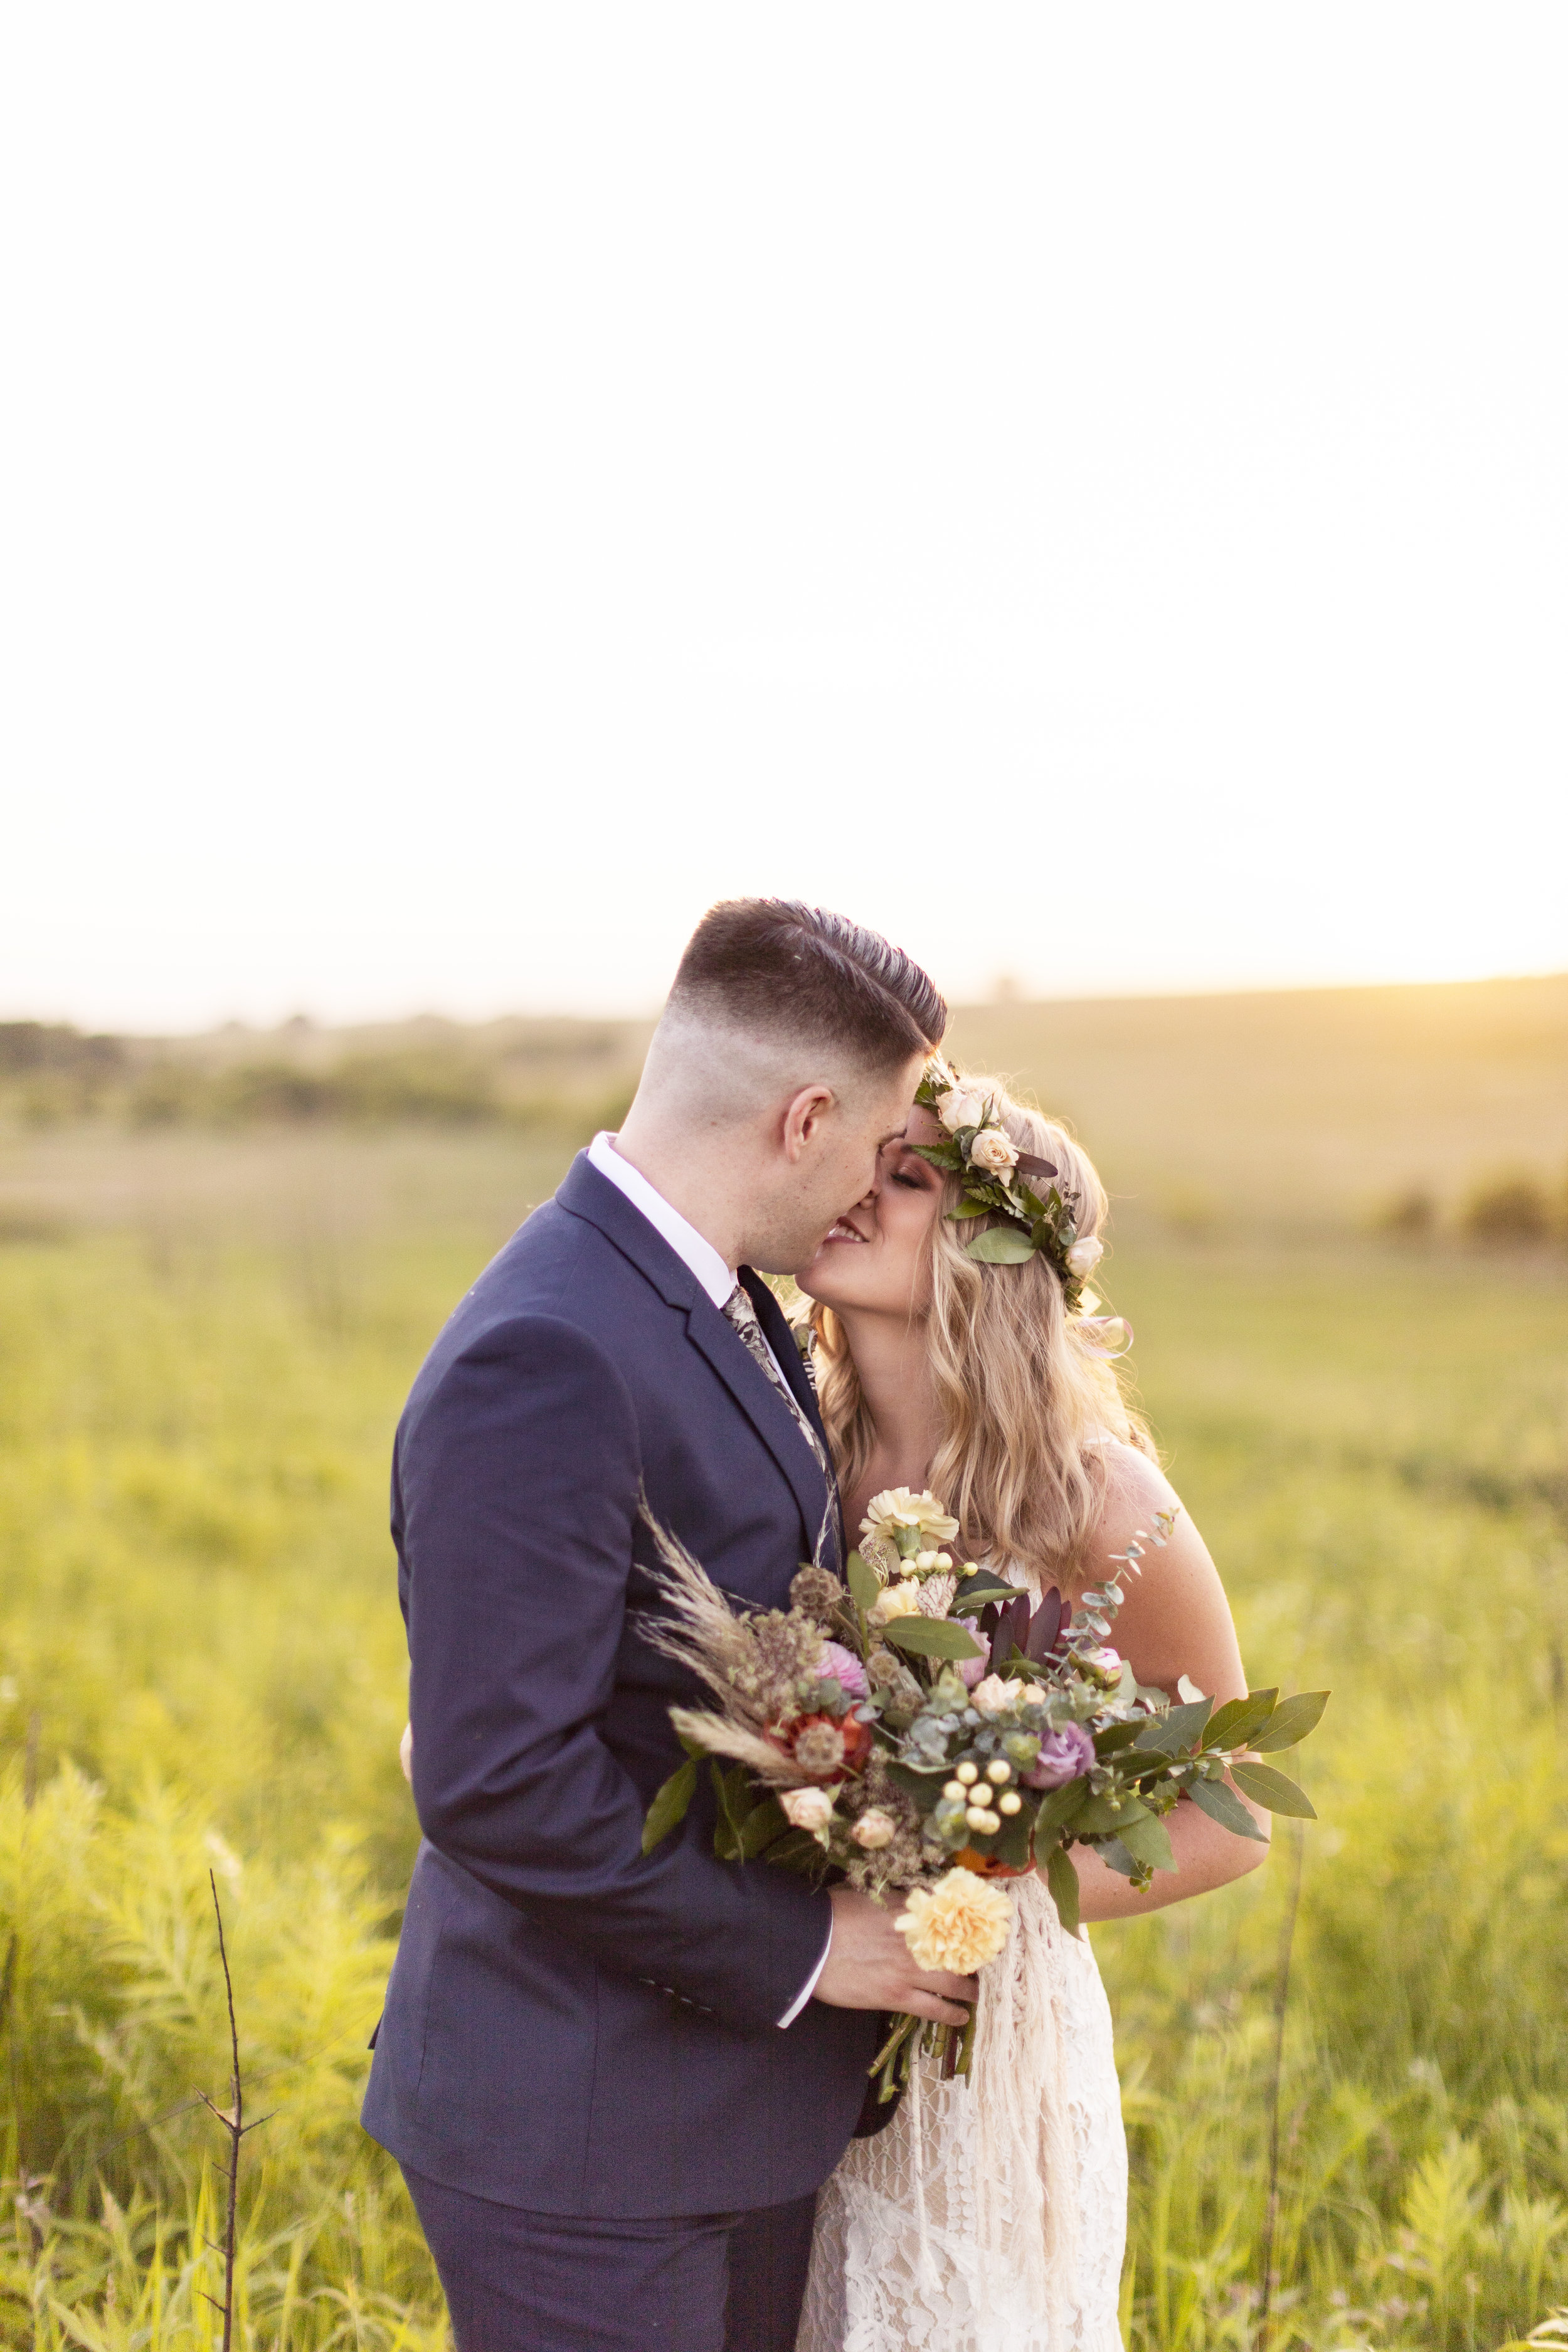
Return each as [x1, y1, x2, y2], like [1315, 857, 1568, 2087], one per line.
[1, 1141, 1565, 2349]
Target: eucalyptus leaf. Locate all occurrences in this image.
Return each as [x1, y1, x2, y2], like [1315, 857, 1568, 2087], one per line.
[965, 1226, 1038, 1264]
[882, 1614, 986, 1661]
[845, 1549, 882, 1613]
[1096, 1836, 1138, 1880]
[1230, 1761, 1317, 1818]
[946, 1197, 999, 1222]
[1186, 1775, 1269, 1841]
[1044, 1843, 1081, 1933]
[1252, 1692, 1330, 1752]
[640, 1756, 697, 1854]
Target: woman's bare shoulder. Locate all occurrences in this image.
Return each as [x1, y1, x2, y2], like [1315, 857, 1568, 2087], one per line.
[1093, 1439, 1182, 1549]
[1083, 1443, 1245, 1700]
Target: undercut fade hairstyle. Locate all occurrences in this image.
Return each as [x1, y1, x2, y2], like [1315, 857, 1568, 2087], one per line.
[669, 899, 946, 1071]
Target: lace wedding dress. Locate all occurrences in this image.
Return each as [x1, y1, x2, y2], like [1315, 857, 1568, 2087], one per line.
[797, 1572, 1128, 2352]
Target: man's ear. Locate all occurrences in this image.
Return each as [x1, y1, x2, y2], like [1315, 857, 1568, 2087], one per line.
[780, 1084, 835, 1163]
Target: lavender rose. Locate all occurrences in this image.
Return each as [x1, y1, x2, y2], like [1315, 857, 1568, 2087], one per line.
[1022, 1722, 1096, 1789]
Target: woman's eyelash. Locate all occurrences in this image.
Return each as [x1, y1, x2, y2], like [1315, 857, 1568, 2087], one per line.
[892, 1170, 924, 1190]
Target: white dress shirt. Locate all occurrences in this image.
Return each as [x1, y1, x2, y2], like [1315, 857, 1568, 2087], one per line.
[586, 1132, 834, 2026]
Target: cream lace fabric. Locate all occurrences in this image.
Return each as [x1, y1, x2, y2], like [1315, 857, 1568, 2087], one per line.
[797, 1562, 1128, 2352]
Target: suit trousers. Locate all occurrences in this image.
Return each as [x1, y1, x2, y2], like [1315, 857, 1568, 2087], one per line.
[402, 2164, 818, 2352]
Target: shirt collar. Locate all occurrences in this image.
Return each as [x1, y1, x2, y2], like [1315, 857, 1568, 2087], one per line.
[586, 1131, 735, 1310]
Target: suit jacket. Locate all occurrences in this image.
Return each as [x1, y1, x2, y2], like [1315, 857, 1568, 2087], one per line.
[361, 1152, 881, 2216]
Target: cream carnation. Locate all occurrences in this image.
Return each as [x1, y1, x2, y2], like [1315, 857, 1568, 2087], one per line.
[871, 1579, 923, 1625]
[968, 1127, 1019, 1175]
[779, 1786, 835, 1833]
[1064, 1236, 1104, 1279]
[936, 1086, 987, 1133]
[896, 1867, 1014, 1973]
[850, 1808, 897, 1850]
[863, 1487, 960, 1549]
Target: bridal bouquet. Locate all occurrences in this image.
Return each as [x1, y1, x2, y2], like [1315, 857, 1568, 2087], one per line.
[640, 1488, 1326, 2095]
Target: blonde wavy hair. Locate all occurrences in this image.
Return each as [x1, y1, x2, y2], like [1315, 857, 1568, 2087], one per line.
[802, 1076, 1155, 1592]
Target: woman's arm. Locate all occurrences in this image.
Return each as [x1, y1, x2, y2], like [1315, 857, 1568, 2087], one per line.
[1066, 1442, 1271, 1925]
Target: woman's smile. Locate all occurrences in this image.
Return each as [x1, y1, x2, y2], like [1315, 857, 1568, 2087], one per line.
[823, 1216, 872, 1245]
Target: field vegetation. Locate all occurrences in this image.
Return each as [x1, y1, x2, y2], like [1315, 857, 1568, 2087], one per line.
[3, 979, 1567, 2349]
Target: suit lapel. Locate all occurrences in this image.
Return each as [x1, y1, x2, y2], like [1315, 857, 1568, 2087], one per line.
[556, 1156, 838, 1568]
[682, 1296, 839, 1573]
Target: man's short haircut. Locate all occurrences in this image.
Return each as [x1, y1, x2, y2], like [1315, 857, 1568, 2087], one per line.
[668, 899, 946, 1071]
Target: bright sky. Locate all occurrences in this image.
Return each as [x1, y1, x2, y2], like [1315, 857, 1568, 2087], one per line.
[3, 6, 1565, 1030]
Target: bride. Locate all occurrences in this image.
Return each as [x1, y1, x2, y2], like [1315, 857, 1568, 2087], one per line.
[792, 1073, 1269, 2352]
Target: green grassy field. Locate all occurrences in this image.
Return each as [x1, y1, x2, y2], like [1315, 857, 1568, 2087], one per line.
[2, 1112, 1567, 2351]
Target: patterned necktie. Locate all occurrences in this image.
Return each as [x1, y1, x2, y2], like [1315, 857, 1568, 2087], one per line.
[722, 1284, 832, 1481]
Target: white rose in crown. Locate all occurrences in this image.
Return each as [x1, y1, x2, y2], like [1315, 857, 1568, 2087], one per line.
[780, 1786, 835, 1833]
[968, 1127, 1019, 1176]
[1064, 1236, 1104, 1279]
[936, 1086, 987, 1133]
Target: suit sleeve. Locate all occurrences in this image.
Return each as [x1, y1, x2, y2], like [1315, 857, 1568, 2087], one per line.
[400, 1311, 833, 2035]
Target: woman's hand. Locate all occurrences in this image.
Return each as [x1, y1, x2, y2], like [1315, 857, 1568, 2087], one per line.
[399, 1721, 414, 1784]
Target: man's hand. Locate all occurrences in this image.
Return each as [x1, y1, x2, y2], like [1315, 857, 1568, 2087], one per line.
[812, 1886, 975, 2026]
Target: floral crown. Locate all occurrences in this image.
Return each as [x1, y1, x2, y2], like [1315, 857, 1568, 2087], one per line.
[911, 1056, 1106, 1315]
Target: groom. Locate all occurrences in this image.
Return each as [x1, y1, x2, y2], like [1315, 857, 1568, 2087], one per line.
[363, 901, 977, 2351]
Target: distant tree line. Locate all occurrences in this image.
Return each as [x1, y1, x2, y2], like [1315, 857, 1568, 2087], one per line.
[1378, 1170, 1568, 1246]
[0, 1022, 631, 1138]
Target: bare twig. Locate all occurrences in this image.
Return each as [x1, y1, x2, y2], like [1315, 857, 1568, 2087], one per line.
[206, 1870, 243, 2352]
[1258, 1819, 1306, 2345]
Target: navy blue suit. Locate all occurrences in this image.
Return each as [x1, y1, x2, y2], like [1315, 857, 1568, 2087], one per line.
[363, 1154, 878, 2270]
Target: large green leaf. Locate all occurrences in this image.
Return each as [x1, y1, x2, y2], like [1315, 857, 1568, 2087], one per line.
[1202, 1688, 1279, 1752]
[965, 1226, 1037, 1264]
[991, 1805, 1034, 1871]
[1030, 1779, 1089, 1841]
[1134, 1696, 1215, 1754]
[1044, 1843, 1080, 1934]
[640, 1756, 697, 1853]
[1115, 1809, 1177, 1873]
[844, 1549, 882, 1613]
[955, 1576, 1018, 1610]
[1092, 1722, 1144, 1756]
[1252, 1692, 1330, 1752]
[1186, 1775, 1269, 1841]
[1074, 1792, 1150, 1838]
[882, 1614, 985, 1660]
[711, 1761, 753, 1860]
[1230, 1761, 1317, 1818]
[737, 1794, 791, 1858]
[763, 1829, 830, 1877]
